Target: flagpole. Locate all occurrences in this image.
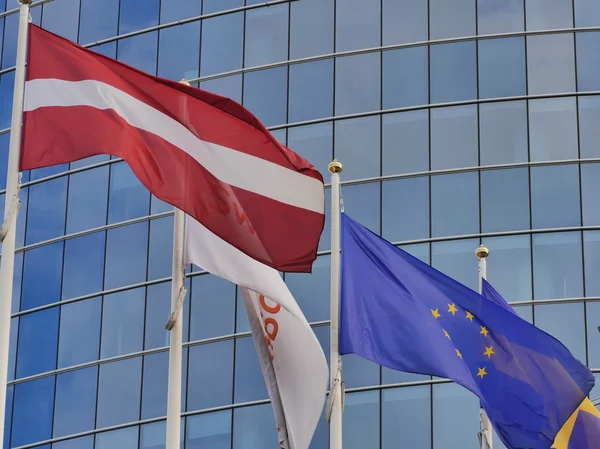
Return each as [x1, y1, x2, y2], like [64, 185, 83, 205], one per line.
[0, 2, 30, 448]
[476, 245, 493, 449]
[328, 159, 343, 449]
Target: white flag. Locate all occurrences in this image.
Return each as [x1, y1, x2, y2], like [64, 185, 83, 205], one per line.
[185, 216, 329, 449]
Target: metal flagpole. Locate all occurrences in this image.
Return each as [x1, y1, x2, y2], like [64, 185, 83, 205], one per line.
[476, 245, 493, 449]
[0, 1, 31, 448]
[326, 159, 344, 449]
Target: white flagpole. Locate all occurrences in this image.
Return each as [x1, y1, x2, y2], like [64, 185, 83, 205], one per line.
[0, 2, 31, 448]
[327, 159, 343, 449]
[476, 245, 493, 449]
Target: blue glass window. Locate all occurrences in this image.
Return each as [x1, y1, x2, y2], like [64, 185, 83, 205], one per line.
[482, 235, 532, 301]
[577, 32, 600, 92]
[160, 0, 202, 23]
[158, 22, 200, 81]
[382, 110, 429, 175]
[200, 13, 243, 77]
[383, 0, 428, 44]
[584, 231, 600, 296]
[62, 232, 106, 300]
[16, 307, 59, 378]
[190, 274, 235, 341]
[0, 133, 8, 189]
[245, 4, 288, 67]
[187, 411, 231, 449]
[383, 47, 428, 109]
[148, 216, 173, 281]
[335, 53, 381, 115]
[53, 367, 98, 437]
[233, 404, 278, 449]
[41, 0, 80, 42]
[382, 177, 429, 242]
[96, 358, 142, 428]
[334, 116, 380, 180]
[89, 42, 117, 59]
[343, 392, 380, 449]
[8, 317, 17, 381]
[58, 298, 101, 368]
[66, 166, 109, 234]
[119, 0, 159, 34]
[104, 221, 149, 289]
[575, 0, 600, 27]
[582, 164, 600, 226]
[432, 239, 480, 291]
[53, 436, 94, 449]
[336, 0, 380, 51]
[95, 427, 139, 449]
[431, 173, 479, 238]
[586, 300, 600, 367]
[0, 72, 14, 128]
[529, 97, 578, 162]
[343, 182, 381, 234]
[21, 242, 64, 310]
[477, 0, 524, 33]
[234, 336, 268, 403]
[145, 281, 190, 349]
[535, 303, 586, 363]
[579, 96, 600, 159]
[203, 0, 242, 13]
[11, 252, 22, 314]
[3, 386, 11, 449]
[200, 75, 242, 104]
[533, 232, 583, 300]
[342, 353, 380, 389]
[286, 255, 330, 323]
[481, 168, 530, 233]
[430, 0, 476, 39]
[527, 34, 575, 95]
[479, 101, 528, 165]
[11, 377, 55, 447]
[117, 31, 159, 75]
[243, 67, 287, 127]
[289, 59, 334, 123]
[433, 383, 480, 449]
[140, 419, 185, 449]
[187, 340, 234, 411]
[430, 41, 477, 103]
[431, 105, 478, 170]
[26, 177, 67, 245]
[526, 0, 573, 30]
[479, 37, 526, 99]
[383, 386, 431, 449]
[531, 164, 580, 229]
[288, 122, 333, 178]
[141, 352, 168, 419]
[290, 0, 334, 59]
[108, 161, 150, 224]
[101, 287, 145, 358]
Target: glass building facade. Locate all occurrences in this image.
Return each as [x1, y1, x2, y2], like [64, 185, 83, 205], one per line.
[0, 0, 600, 448]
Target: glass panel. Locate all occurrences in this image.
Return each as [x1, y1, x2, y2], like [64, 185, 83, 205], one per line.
[286, 255, 330, 323]
[343, 183, 381, 234]
[66, 166, 109, 234]
[430, 0, 476, 39]
[200, 74, 242, 104]
[0, 133, 8, 190]
[432, 239, 480, 291]
[383, 386, 431, 449]
[145, 282, 170, 350]
[243, 67, 287, 127]
[160, 0, 201, 22]
[21, 242, 64, 310]
[481, 168, 530, 233]
[62, 232, 105, 300]
[382, 110, 429, 176]
[53, 367, 98, 437]
[479, 100, 529, 165]
[527, 34, 575, 95]
[58, 297, 102, 368]
[148, 216, 173, 281]
[11, 377, 55, 447]
[0, 72, 14, 128]
[586, 301, 600, 367]
[41, 0, 79, 42]
[26, 177, 68, 245]
[187, 340, 234, 411]
[288, 122, 333, 179]
[430, 41, 477, 103]
[3, 385, 10, 449]
[336, 0, 380, 52]
[479, 37, 526, 99]
[382, 177, 429, 242]
[158, 21, 200, 81]
[535, 303, 586, 363]
[108, 161, 150, 224]
[96, 427, 139, 449]
[577, 32, 600, 92]
[575, 0, 600, 27]
[482, 235, 532, 301]
[342, 353, 380, 388]
[200, 13, 243, 77]
[529, 97, 578, 162]
[581, 164, 600, 226]
[288, 59, 334, 123]
[53, 436, 94, 449]
[431, 105, 478, 170]
[584, 231, 600, 296]
[334, 116, 380, 180]
[141, 352, 169, 420]
[233, 404, 278, 449]
[117, 31, 159, 75]
[533, 232, 583, 300]
[290, 0, 334, 59]
[234, 336, 268, 402]
[187, 411, 232, 449]
[342, 392, 380, 449]
[119, 0, 159, 34]
[104, 222, 149, 289]
[96, 358, 142, 428]
[8, 317, 17, 381]
[383, 47, 428, 109]
[190, 274, 235, 341]
[478, 0, 524, 33]
[383, 0, 428, 44]
[433, 383, 480, 449]
[101, 287, 145, 358]
[335, 53, 381, 115]
[526, 0, 573, 30]
[579, 96, 600, 159]
[431, 173, 479, 238]
[531, 164, 580, 229]
[16, 307, 59, 378]
[244, 4, 289, 67]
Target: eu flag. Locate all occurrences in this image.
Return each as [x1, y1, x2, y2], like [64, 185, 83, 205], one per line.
[339, 213, 595, 449]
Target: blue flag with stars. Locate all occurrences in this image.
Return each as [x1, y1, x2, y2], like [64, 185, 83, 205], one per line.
[339, 213, 595, 449]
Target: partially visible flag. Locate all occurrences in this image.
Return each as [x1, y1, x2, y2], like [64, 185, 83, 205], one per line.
[21, 25, 324, 273]
[339, 213, 595, 449]
[185, 216, 328, 449]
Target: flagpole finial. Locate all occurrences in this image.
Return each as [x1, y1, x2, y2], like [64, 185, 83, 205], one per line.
[476, 245, 489, 259]
[328, 159, 343, 174]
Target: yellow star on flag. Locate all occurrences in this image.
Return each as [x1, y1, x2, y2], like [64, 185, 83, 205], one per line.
[456, 349, 462, 359]
[443, 329, 451, 339]
[477, 367, 488, 379]
[448, 303, 458, 315]
[466, 311, 474, 321]
[431, 308, 441, 319]
[484, 346, 495, 358]
[480, 326, 489, 337]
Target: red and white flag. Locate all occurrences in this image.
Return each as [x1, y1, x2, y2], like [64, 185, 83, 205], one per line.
[21, 25, 325, 273]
